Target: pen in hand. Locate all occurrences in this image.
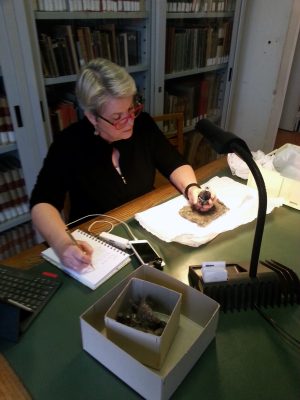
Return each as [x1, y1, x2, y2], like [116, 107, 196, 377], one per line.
[66, 229, 95, 270]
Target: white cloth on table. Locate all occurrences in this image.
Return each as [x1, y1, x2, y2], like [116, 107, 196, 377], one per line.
[135, 176, 283, 247]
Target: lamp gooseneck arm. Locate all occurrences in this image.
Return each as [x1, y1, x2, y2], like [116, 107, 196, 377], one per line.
[231, 142, 267, 278]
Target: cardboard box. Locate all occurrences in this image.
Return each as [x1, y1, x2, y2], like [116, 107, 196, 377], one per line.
[80, 265, 220, 400]
[247, 144, 300, 210]
[105, 278, 182, 369]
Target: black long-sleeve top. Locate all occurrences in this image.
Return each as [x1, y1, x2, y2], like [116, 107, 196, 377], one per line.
[30, 112, 188, 222]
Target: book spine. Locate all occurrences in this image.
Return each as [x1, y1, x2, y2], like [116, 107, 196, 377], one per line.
[198, 78, 210, 119]
[0, 170, 18, 219]
[0, 96, 16, 145]
[117, 32, 129, 67]
[0, 222, 36, 261]
[54, 101, 78, 132]
[0, 155, 29, 222]
[36, 0, 143, 11]
[127, 30, 139, 66]
[76, 28, 89, 66]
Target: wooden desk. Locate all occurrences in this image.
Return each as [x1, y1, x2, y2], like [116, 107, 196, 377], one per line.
[1, 157, 299, 400]
[3, 157, 228, 269]
[0, 157, 227, 399]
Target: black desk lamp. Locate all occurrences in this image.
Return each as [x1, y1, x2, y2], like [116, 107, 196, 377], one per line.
[188, 119, 300, 311]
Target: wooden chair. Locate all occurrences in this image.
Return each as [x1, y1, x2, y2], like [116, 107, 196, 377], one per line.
[152, 112, 184, 187]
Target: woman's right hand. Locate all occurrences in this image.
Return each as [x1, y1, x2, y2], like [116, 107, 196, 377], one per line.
[31, 204, 94, 273]
[59, 240, 94, 273]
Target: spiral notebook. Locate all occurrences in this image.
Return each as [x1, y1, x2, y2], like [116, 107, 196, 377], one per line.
[41, 229, 131, 290]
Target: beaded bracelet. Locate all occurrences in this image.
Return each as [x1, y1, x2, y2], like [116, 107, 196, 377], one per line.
[184, 183, 200, 199]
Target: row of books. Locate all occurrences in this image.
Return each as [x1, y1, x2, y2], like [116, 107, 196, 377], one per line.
[167, 0, 236, 13]
[45, 84, 84, 134]
[164, 72, 224, 128]
[34, 0, 144, 12]
[0, 155, 29, 224]
[50, 99, 79, 133]
[0, 95, 16, 146]
[39, 24, 140, 78]
[0, 221, 36, 261]
[165, 19, 233, 73]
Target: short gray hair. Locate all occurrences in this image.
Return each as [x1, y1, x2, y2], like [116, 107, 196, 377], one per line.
[76, 58, 137, 114]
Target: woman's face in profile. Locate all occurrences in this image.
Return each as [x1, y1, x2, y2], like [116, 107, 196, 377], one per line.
[93, 96, 136, 143]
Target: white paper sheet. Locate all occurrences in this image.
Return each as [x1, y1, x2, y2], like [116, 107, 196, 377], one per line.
[135, 176, 283, 247]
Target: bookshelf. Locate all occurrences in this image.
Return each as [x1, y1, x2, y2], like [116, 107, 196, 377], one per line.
[150, 0, 244, 166]
[0, 64, 35, 258]
[152, 1, 243, 128]
[0, 83, 30, 234]
[14, 1, 244, 146]
[0, 0, 245, 255]
[27, 1, 151, 139]
[0, 1, 49, 259]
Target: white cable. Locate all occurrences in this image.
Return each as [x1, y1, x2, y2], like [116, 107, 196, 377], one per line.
[87, 220, 114, 234]
[66, 213, 137, 240]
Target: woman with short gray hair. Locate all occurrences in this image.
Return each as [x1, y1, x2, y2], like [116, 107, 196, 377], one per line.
[30, 58, 215, 272]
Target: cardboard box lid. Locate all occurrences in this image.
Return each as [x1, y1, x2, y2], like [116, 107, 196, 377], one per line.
[80, 265, 220, 400]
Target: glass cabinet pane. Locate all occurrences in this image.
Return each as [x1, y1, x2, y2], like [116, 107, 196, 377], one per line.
[0, 70, 36, 259]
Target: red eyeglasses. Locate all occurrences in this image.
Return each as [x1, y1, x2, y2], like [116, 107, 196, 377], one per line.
[95, 103, 143, 130]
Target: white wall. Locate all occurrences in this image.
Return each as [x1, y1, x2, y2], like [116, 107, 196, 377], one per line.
[280, 31, 300, 131]
[227, 0, 300, 152]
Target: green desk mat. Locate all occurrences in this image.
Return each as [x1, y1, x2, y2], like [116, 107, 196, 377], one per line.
[1, 206, 300, 400]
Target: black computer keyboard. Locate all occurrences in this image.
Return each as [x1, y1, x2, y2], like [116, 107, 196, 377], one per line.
[0, 265, 62, 340]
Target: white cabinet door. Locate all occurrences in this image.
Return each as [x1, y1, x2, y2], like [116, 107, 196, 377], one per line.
[0, 0, 48, 196]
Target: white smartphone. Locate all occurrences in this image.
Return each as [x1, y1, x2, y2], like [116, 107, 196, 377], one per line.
[129, 240, 165, 268]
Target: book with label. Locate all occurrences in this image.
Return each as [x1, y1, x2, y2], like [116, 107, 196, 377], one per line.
[41, 229, 131, 290]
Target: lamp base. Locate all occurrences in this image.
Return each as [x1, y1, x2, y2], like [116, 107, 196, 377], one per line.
[188, 260, 300, 312]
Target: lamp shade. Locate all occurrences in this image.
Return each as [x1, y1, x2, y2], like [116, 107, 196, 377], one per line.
[196, 119, 252, 156]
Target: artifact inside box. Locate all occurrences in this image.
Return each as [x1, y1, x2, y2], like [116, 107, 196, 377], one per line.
[116, 297, 168, 336]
